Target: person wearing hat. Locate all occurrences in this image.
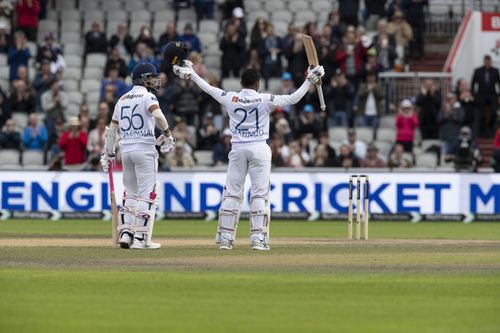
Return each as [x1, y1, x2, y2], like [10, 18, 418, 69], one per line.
[387, 11, 413, 62]
[213, 128, 233, 166]
[179, 23, 202, 54]
[395, 99, 419, 152]
[438, 93, 465, 157]
[58, 116, 87, 170]
[100, 62, 175, 250]
[173, 60, 325, 251]
[36, 32, 64, 71]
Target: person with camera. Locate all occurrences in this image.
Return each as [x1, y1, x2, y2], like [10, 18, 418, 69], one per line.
[438, 93, 464, 157]
[445, 126, 482, 172]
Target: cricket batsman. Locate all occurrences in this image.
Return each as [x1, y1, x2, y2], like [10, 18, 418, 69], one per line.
[168, 42, 325, 250]
[100, 62, 176, 250]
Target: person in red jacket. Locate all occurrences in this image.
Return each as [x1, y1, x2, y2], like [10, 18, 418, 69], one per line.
[58, 117, 88, 170]
[15, 0, 40, 41]
[395, 99, 419, 152]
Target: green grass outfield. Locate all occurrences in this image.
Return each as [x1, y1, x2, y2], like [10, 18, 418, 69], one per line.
[1, 220, 499, 333]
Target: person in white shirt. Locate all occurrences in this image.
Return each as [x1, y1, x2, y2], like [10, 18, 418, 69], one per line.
[173, 60, 324, 250]
[100, 62, 175, 250]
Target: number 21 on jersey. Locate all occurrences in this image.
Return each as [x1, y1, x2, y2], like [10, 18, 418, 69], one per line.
[234, 107, 259, 131]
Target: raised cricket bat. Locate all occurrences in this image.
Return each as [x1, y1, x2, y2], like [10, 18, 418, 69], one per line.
[108, 164, 119, 247]
[302, 34, 326, 111]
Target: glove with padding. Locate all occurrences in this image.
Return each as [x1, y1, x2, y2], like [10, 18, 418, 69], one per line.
[307, 65, 325, 85]
[156, 133, 176, 153]
[100, 153, 115, 173]
[173, 60, 194, 79]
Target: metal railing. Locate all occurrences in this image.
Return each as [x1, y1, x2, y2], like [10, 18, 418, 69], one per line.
[378, 72, 453, 114]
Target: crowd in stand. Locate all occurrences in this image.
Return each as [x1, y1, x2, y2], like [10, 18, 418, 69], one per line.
[0, 0, 499, 171]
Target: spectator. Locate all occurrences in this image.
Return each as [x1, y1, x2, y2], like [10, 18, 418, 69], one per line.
[8, 79, 35, 115]
[172, 117, 197, 149]
[325, 69, 355, 127]
[342, 129, 367, 159]
[32, 59, 56, 111]
[58, 116, 87, 170]
[84, 21, 108, 56]
[199, 73, 222, 127]
[388, 142, 411, 168]
[36, 32, 64, 73]
[157, 22, 178, 53]
[386, 11, 413, 64]
[156, 73, 174, 126]
[363, 48, 382, 77]
[244, 48, 261, 73]
[135, 25, 156, 52]
[286, 140, 310, 168]
[86, 116, 106, 157]
[365, 0, 387, 31]
[445, 126, 482, 172]
[395, 99, 419, 152]
[213, 128, 232, 165]
[372, 21, 397, 72]
[0, 118, 21, 149]
[109, 22, 134, 58]
[7, 31, 31, 81]
[338, 143, 360, 168]
[229, 7, 247, 39]
[22, 113, 47, 150]
[250, 17, 267, 50]
[270, 140, 286, 167]
[336, 25, 367, 88]
[258, 23, 282, 80]
[41, 79, 68, 134]
[338, 0, 360, 27]
[172, 78, 200, 126]
[0, 1, 13, 33]
[0, 21, 12, 53]
[188, 51, 206, 77]
[296, 104, 322, 139]
[16, 65, 32, 88]
[96, 101, 111, 124]
[15, 0, 40, 41]
[455, 78, 476, 135]
[356, 72, 383, 131]
[313, 142, 337, 167]
[471, 55, 500, 137]
[326, 11, 344, 44]
[492, 128, 500, 172]
[438, 93, 465, 156]
[101, 86, 118, 118]
[360, 143, 386, 167]
[104, 47, 128, 79]
[167, 140, 195, 168]
[416, 79, 441, 139]
[0, 86, 7, 126]
[284, 31, 308, 86]
[127, 42, 155, 74]
[45, 118, 64, 160]
[194, 0, 214, 26]
[179, 23, 202, 54]
[274, 117, 293, 144]
[402, 0, 428, 60]
[220, 22, 246, 78]
[100, 67, 128, 100]
[197, 120, 219, 150]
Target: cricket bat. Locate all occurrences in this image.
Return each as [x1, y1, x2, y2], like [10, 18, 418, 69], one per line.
[108, 163, 119, 247]
[302, 34, 326, 111]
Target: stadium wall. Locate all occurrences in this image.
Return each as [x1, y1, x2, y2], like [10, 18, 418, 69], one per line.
[445, 11, 500, 83]
[0, 172, 498, 221]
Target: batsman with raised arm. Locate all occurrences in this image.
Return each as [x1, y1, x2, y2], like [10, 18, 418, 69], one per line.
[166, 41, 325, 250]
[100, 62, 176, 250]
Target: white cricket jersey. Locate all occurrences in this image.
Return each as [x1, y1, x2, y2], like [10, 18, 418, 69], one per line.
[112, 85, 159, 153]
[190, 73, 312, 145]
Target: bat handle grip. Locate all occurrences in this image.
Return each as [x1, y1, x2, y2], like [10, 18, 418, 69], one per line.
[317, 82, 326, 111]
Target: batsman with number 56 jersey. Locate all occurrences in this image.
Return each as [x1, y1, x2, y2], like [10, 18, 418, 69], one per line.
[100, 62, 176, 250]
[169, 42, 325, 250]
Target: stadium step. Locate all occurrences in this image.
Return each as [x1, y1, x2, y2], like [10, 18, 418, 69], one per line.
[476, 139, 495, 167]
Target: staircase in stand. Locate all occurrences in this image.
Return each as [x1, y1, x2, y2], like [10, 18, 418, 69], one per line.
[476, 138, 495, 167]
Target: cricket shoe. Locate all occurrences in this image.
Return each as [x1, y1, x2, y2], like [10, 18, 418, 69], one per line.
[219, 233, 233, 250]
[131, 238, 161, 250]
[119, 232, 133, 249]
[251, 235, 270, 251]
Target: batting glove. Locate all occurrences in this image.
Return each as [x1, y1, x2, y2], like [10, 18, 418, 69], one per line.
[173, 60, 194, 80]
[100, 153, 115, 173]
[307, 65, 325, 85]
[156, 134, 176, 153]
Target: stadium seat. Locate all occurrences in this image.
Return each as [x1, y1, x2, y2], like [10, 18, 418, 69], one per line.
[153, 10, 176, 23]
[0, 150, 21, 166]
[83, 67, 103, 80]
[84, 10, 105, 22]
[0, 79, 8, 92]
[86, 91, 101, 105]
[66, 104, 80, 117]
[311, 0, 333, 13]
[107, 10, 128, 22]
[379, 115, 395, 129]
[38, 20, 58, 34]
[80, 79, 101, 93]
[374, 141, 393, 157]
[86, 54, 107, 68]
[244, 0, 263, 11]
[149, 0, 168, 11]
[421, 139, 442, 152]
[355, 127, 373, 143]
[198, 32, 217, 45]
[61, 32, 81, 44]
[60, 9, 81, 21]
[55, 0, 76, 10]
[289, 1, 311, 12]
[204, 55, 221, 70]
[64, 43, 83, 56]
[0, 66, 8, 80]
[177, 9, 197, 21]
[11, 112, 29, 129]
[79, 0, 99, 11]
[0, 54, 7, 66]
[46, 9, 59, 21]
[194, 150, 213, 166]
[376, 128, 396, 143]
[199, 20, 219, 34]
[264, 0, 285, 12]
[247, 10, 270, 23]
[204, 43, 222, 56]
[273, 21, 288, 36]
[328, 127, 348, 143]
[124, 0, 145, 11]
[222, 78, 241, 92]
[62, 79, 79, 92]
[267, 78, 281, 93]
[272, 11, 293, 23]
[415, 153, 438, 168]
[64, 55, 83, 68]
[63, 68, 82, 81]
[102, 1, 122, 11]
[131, 10, 152, 23]
[295, 11, 317, 23]
[106, 21, 122, 38]
[83, 20, 104, 34]
[22, 151, 45, 166]
[67, 91, 83, 105]
[129, 22, 149, 36]
[60, 20, 81, 33]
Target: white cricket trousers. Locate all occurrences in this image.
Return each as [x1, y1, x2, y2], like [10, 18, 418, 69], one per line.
[225, 142, 272, 200]
[121, 150, 158, 199]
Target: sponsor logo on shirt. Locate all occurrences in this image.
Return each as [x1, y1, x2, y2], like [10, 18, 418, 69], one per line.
[120, 93, 144, 100]
[151, 96, 157, 101]
[221, 91, 227, 96]
[235, 97, 262, 104]
[232, 96, 239, 102]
